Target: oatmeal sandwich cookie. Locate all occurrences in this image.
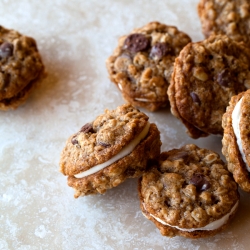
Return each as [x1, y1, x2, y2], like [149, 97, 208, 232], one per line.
[168, 34, 250, 139]
[198, 0, 250, 47]
[222, 89, 250, 192]
[0, 25, 45, 110]
[138, 144, 239, 238]
[106, 21, 191, 111]
[60, 104, 162, 198]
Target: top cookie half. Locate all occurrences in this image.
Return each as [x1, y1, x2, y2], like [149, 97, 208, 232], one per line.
[60, 104, 151, 176]
[106, 22, 191, 111]
[168, 34, 250, 138]
[198, 0, 250, 46]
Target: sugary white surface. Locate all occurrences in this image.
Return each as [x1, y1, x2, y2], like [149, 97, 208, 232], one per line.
[1, 1, 250, 249]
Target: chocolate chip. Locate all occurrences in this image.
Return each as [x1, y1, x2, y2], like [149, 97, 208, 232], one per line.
[168, 151, 189, 162]
[189, 173, 211, 192]
[71, 135, 78, 145]
[98, 141, 110, 147]
[124, 168, 136, 177]
[0, 42, 13, 59]
[217, 68, 232, 87]
[80, 123, 94, 133]
[123, 33, 150, 53]
[190, 92, 201, 105]
[150, 42, 171, 60]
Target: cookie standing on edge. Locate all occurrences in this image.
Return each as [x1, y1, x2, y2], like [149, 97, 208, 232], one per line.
[106, 21, 191, 111]
[138, 144, 239, 238]
[60, 104, 162, 198]
[198, 0, 250, 46]
[0, 26, 45, 110]
[222, 89, 250, 192]
[168, 34, 250, 139]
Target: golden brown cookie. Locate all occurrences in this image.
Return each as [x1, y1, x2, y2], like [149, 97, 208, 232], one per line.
[0, 26, 45, 110]
[198, 0, 250, 46]
[138, 144, 239, 238]
[60, 104, 162, 198]
[106, 21, 191, 111]
[222, 89, 250, 192]
[168, 34, 250, 139]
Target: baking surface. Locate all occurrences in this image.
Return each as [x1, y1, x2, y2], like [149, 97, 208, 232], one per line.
[1, 1, 250, 249]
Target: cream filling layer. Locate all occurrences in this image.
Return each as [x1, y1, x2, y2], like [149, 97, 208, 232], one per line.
[74, 122, 150, 178]
[232, 97, 250, 172]
[146, 201, 238, 232]
[134, 97, 151, 103]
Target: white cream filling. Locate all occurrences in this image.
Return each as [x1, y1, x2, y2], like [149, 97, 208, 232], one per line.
[118, 83, 123, 91]
[147, 201, 238, 232]
[74, 122, 150, 178]
[232, 97, 250, 172]
[134, 97, 150, 103]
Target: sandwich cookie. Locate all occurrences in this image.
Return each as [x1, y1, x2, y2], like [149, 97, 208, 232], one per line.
[198, 0, 250, 47]
[168, 34, 250, 138]
[106, 21, 191, 111]
[0, 25, 45, 110]
[138, 144, 239, 238]
[60, 104, 162, 198]
[222, 89, 250, 192]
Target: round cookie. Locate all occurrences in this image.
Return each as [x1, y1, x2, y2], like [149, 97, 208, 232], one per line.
[138, 144, 239, 239]
[222, 89, 250, 192]
[60, 104, 162, 198]
[198, 0, 250, 46]
[106, 21, 191, 111]
[0, 25, 45, 110]
[168, 34, 250, 139]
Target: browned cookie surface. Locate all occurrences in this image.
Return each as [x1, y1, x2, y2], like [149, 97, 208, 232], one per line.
[106, 21, 191, 111]
[139, 144, 239, 238]
[222, 90, 250, 192]
[168, 35, 250, 138]
[0, 26, 45, 110]
[198, 0, 250, 46]
[60, 104, 162, 197]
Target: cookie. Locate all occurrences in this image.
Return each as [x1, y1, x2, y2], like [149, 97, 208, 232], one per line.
[60, 104, 162, 198]
[198, 0, 250, 46]
[0, 26, 45, 110]
[168, 34, 250, 139]
[222, 89, 250, 192]
[138, 144, 239, 238]
[106, 21, 191, 111]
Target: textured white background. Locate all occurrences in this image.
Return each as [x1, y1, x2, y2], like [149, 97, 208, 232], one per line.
[1, 0, 250, 249]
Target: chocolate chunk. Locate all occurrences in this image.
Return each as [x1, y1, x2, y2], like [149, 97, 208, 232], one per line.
[189, 173, 211, 192]
[168, 151, 189, 162]
[150, 42, 171, 60]
[71, 135, 78, 145]
[98, 141, 110, 147]
[190, 92, 201, 105]
[0, 42, 13, 59]
[217, 68, 232, 87]
[123, 33, 150, 53]
[124, 168, 136, 177]
[80, 123, 94, 133]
